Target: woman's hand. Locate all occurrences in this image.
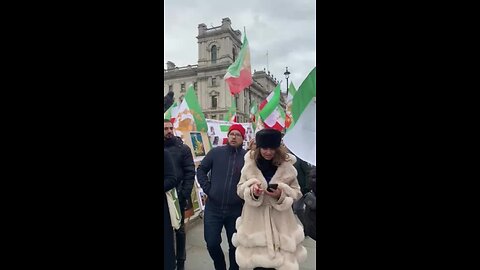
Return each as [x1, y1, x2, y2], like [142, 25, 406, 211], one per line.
[251, 183, 263, 197]
[264, 186, 282, 199]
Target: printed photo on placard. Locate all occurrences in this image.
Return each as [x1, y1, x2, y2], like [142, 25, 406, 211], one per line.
[190, 131, 206, 157]
[213, 136, 219, 146]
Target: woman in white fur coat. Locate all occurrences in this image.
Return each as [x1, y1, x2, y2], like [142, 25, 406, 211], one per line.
[232, 129, 307, 270]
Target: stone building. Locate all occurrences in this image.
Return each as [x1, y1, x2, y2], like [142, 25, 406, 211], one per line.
[164, 17, 282, 122]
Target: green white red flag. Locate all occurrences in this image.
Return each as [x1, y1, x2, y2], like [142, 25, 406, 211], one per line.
[249, 101, 258, 129]
[283, 67, 316, 165]
[164, 101, 178, 123]
[223, 34, 252, 95]
[285, 82, 297, 129]
[258, 84, 285, 131]
[173, 85, 208, 136]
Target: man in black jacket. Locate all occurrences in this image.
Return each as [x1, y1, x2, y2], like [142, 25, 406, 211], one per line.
[197, 124, 247, 270]
[164, 149, 178, 270]
[164, 119, 195, 270]
[297, 168, 316, 241]
[293, 153, 313, 195]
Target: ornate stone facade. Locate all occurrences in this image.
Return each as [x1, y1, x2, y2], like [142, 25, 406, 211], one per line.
[164, 18, 281, 122]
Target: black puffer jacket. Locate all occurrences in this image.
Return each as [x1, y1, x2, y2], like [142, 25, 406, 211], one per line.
[293, 154, 313, 195]
[196, 144, 246, 210]
[302, 168, 316, 240]
[164, 136, 195, 203]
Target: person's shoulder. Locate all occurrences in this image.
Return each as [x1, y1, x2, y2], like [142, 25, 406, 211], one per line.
[243, 150, 254, 161]
[210, 146, 225, 153]
[286, 153, 297, 165]
[178, 139, 190, 149]
[174, 136, 184, 144]
[211, 145, 231, 156]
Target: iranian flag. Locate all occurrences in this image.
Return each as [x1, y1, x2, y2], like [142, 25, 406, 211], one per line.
[164, 101, 178, 123]
[224, 95, 237, 122]
[285, 82, 297, 129]
[249, 101, 258, 130]
[259, 85, 285, 131]
[223, 33, 252, 95]
[249, 101, 258, 122]
[254, 107, 264, 133]
[173, 85, 208, 134]
[283, 67, 316, 166]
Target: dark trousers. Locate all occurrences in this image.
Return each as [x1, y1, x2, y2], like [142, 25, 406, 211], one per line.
[175, 199, 187, 266]
[164, 198, 175, 270]
[204, 202, 242, 270]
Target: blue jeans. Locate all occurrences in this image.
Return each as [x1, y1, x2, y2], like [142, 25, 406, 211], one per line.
[204, 202, 242, 270]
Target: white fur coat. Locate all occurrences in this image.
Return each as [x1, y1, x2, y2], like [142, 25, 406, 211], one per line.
[232, 151, 307, 270]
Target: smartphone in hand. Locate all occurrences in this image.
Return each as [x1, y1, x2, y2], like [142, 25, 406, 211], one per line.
[267, 184, 278, 192]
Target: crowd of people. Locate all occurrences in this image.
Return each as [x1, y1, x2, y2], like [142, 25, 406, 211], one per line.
[164, 102, 316, 270]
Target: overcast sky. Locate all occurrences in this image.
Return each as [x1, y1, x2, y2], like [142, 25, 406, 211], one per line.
[164, 0, 316, 94]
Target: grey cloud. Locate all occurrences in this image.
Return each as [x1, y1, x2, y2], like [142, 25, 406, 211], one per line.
[165, 0, 316, 92]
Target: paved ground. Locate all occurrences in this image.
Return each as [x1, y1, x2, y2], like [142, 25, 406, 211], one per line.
[183, 215, 316, 270]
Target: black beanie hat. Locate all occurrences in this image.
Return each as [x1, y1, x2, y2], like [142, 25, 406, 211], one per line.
[256, 129, 282, 149]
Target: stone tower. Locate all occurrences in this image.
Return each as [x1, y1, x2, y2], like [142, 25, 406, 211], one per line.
[164, 18, 278, 123]
[197, 17, 243, 67]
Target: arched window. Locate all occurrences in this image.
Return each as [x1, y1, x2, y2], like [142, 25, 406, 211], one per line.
[211, 95, 217, 108]
[211, 45, 217, 64]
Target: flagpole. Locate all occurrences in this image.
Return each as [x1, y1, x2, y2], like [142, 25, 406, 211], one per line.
[284, 67, 290, 111]
[248, 86, 252, 122]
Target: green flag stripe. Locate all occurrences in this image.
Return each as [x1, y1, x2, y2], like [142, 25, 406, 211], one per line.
[220, 125, 231, 132]
[289, 82, 297, 96]
[226, 35, 249, 77]
[259, 84, 281, 120]
[291, 67, 316, 123]
[224, 95, 236, 121]
[185, 85, 208, 132]
[250, 100, 258, 114]
[164, 101, 177, 120]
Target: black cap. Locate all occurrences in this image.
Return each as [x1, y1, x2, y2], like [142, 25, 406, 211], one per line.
[256, 129, 282, 149]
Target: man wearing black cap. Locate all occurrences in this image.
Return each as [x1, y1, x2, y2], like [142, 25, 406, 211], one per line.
[197, 124, 247, 270]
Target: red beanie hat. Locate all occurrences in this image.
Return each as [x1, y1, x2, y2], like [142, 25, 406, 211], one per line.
[228, 124, 246, 139]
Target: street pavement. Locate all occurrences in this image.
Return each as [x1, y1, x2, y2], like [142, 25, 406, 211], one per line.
[183, 216, 316, 270]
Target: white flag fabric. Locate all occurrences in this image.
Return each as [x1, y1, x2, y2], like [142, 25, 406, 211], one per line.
[283, 98, 316, 166]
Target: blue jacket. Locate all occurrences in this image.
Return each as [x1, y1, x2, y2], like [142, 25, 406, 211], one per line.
[196, 144, 246, 210]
